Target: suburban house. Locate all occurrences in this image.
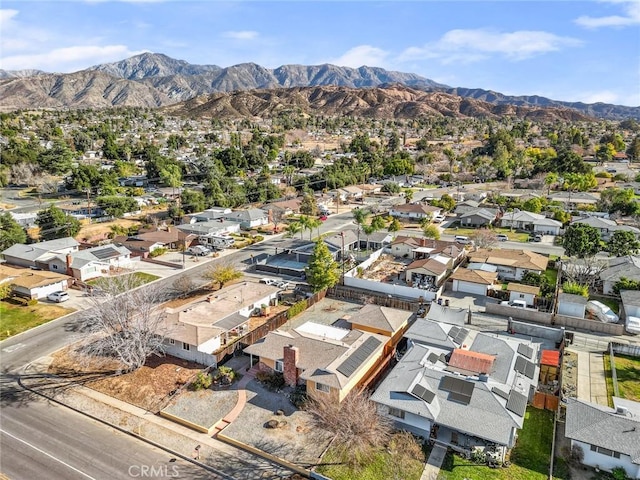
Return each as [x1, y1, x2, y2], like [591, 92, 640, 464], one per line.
[344, 304, 413, 349]
[114, 229, 197, 257]
[507, 283, 540, 307]
[47, 244, 132, 281]
[449, 268, 498, 296]
[183, 207, 232, 224]
[223, 208, 270, 229]
[389, 237, 466, 265]
[333, 185, 363, 203]
[572, 217, 640, 241]
[500, 210, 561, 234]
[261, 198, 303, 217]
[599, 256, 640, 295]
[390, 204, 441, 221]
[468, 248, 549, 281]
[372, 319, 540, 461]
[453, 200, 483, 216]
[458, 208, 499, 228]
[161, 282, 281, 366]
[564, 397, 640, 478]
[619, 290, 640, 334]
[0, 264, 69, 300]
[405, 258, 449, 288]
[176, 220, 241, 242]
[2, 237, 80, 269]
[557, 293, 587, 319]
[244, 320, 388, 403]
[547, 191, 599, 208]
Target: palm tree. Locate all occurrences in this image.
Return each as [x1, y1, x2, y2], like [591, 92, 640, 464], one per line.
[298, 215, 313, 240]
[307, 217, 322, 240]
[352, 208, 369, 250]
[287, 221, 303, 239]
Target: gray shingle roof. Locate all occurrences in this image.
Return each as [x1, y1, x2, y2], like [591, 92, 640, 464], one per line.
[565, 397, 640, 464]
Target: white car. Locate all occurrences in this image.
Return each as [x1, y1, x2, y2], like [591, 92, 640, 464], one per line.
[586, 300, 619, 323]
[432, 214, 446, 223]
[259, 278, 277, 285]
[48, 291, 70, 303]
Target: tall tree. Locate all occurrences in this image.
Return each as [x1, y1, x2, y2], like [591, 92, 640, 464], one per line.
[305, 240, 339, 292]
[607, 230, 640, 257]
[202, 262, 242, 289]
[0, 212, 27, 250]
[74, 275, 170, 373]
[352, 208, 370, 249]
[36, 205, 81, 240]
[422, 224, 440, 240]
[300, 194, 318, 216]
[563, 223, 601, 258]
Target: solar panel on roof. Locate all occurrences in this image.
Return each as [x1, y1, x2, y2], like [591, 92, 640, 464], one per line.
[448, 326, 461, 338]
[336, 337, 381, 378]
[454, 328, 469, 345]
[427, 353, 439, 364]
[411, 384, 436, 404]
[449, 391, 472, 405]
[440, 375, 475, 396]
[439, 353, 448, 363]
[506, 390, 528, 417]
[492, 387, 510, 400]
[91, 247, 119, 260]
[514, 356, 536, 379]
[517, 344, 534, 359]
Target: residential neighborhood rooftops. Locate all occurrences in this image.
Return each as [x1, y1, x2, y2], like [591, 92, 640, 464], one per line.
[349, 304, 413, 334]
[449, 268, 498, 285]
[558, 293, 588, 305]
[620, 290, 640, 305]
[0, 265, 69, 289]
[406, 258, 448, 275]
[507, 283, 541, 295]
[469, 248, 548, 272]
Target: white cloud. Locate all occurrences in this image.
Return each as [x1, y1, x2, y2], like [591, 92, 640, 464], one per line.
[2, 45, 145, 72]
[400, 29, 582, 63]
[330, 45, 389, 68]
[575, 0, 640, 28]
[221, 31, 259, 40]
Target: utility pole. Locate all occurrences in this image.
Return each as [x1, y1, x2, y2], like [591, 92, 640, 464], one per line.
[341, 231, 346, 285]
[86, 188, 92, 224]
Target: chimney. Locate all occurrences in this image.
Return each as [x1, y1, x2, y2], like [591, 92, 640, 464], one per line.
[66, 253, 73, 276]
[283, 344, 299, 387]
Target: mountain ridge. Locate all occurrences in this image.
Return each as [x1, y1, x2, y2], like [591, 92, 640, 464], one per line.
[0, 52, 637, 119]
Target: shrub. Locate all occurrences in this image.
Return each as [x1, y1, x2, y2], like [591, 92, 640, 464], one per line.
[289, 384, 308, 408]
[27, 299, 38, 306]
[287, 299, 308, 319]
[253, 235, 264, 242]
[191, 371, 212, 391]
[562, 281, 589, 297]
[256, 370, 285, 390]
[612, 467, 629, 480]
[149, 247, 167, 258]
[213, 366, 236, 385]
[0, 283, 12, 300]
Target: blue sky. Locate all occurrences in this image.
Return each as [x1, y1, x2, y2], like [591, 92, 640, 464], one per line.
[1, 1, 639, 106]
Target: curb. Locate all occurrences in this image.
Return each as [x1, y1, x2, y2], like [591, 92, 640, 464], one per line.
[15, 375, 236, 480]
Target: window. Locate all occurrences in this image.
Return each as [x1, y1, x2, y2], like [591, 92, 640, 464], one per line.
[519, 294, 525, 298]
[52, 264, 59, 270]
[274, 360, 283, 372]
[182, 342, 190, 351]
[316, 382, 330, 393]
[388, 407, 405, 419]
[169, 339, 175, 345]
[591, 445, 619, 458]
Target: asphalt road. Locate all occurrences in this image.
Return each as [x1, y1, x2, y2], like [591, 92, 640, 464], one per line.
[0, 394, 210, 480]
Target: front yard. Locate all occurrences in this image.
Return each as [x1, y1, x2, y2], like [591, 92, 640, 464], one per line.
[87, 271, 160, 287]
[443, 226, 530, 242]
[604, 353, 640, 403]
[438, 407, 558, 480]
[0, 299, 75, 340]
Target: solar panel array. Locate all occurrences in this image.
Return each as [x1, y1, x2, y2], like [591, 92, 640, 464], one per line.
[411, 384, 436, 404]
[427, 353, 439, 364]
[517, 343, 534, 359]
[506, 390, 528, 417]
[491, 387, 510, 400]
[448, 326, 461, 338]
[514, 356, 536, 379]
[336, 337, 381, 378]
[440, 375, 475, 405]
[91, 246, 120, 260]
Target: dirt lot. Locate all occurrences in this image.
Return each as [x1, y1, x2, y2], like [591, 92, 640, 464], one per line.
[76, 218, 142, 243]
[361, 254, 410, 283]
[48, 349, 203, 412]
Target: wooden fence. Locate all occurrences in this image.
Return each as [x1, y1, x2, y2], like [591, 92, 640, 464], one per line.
[327, 285, 420, 312]
[214, 289, 326, 364]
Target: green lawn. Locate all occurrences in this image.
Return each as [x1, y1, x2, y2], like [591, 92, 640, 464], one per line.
[316, 433, 426, 480]
[544, 267, 558, 288]
[439, 407, 557, 480]
[443, 227, 530, 242]
[592, 296, 620, 315]
[606, 354, 640, 402]
[0, 300, 75, 340]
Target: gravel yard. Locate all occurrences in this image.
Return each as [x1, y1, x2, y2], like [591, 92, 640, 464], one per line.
[222, 379, 332, 468]
[162, 389, 238, 430]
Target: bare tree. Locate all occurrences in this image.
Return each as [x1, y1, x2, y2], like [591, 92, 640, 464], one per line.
[171, 276, 197, 299]
[471, 229, 498, 249]
[305, 388, 391, 466]
[74, 274, 171, 372]
[562, 256, 609, 291]
[9, 162, 39, 186]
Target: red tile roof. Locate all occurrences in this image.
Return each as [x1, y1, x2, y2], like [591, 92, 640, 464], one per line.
[541, 350, 560, 367]
[448, 349, 495, 374]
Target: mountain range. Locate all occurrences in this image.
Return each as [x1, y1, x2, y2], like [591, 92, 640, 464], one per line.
[0, 52, 638, 120]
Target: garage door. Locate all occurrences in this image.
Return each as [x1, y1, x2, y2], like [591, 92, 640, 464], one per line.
[36, 281, 68, 299]
[455, 280, 487, 296]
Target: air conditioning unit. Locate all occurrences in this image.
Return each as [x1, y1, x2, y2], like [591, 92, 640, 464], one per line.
[616, 406, 629, 415]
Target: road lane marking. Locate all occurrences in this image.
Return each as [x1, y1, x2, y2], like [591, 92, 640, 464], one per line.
[2, 343, 25, 353]
[0, 428, 97, 480]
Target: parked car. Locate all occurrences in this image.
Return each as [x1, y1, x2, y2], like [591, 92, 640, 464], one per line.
[586, 300, 619, 323]
[496, 234, 509, 242]
[606, 168, 617, 173]
[187, 245, 211, 256]
[432, 214, 446, 223]
[500, 300, 527, 308]
[48, 291, 70, 303]
[259, 278, 277, 285]
[454, 235, 473, 245]
[318, 215, 328, 221]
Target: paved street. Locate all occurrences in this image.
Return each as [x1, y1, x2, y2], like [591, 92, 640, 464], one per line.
[0, 393, 211, 480]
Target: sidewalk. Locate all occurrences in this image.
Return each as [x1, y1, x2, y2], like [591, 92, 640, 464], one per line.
[421, 444, 447, 480]
[570, 348, 609, 406]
